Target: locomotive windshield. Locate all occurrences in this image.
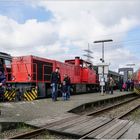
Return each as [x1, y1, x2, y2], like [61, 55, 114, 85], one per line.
[0, 52, 12, 81]
[0, 58, 4, 72]
[4, 59, 11, 68]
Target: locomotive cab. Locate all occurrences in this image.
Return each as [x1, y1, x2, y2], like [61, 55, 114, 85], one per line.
[0, 52, 12, 81]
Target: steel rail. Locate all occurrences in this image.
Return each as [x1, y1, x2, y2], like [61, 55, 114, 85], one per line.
[8, 115, 80, 139]
[87, 96, 139, 116]
[117, 104, 140, 119]
[8, 127, 46, 139]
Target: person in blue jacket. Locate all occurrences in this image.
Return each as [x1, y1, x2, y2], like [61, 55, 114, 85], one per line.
[0, 71, 6, 101]
[50, 67, 61, 101]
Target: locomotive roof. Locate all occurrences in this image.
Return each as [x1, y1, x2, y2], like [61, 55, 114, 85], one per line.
[0, 52, 12, 60]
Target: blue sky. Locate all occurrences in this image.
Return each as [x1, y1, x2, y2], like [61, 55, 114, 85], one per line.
[0, 0, 140, 71]
[124, 26, 140, 52]
[0, 1, 53, 23]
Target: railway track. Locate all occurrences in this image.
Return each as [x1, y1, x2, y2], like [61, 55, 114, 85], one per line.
[8, 96, 140, 139]
[87, 96, 140, 119]
[79, 96, 140, 139]
[7, 128, 46, 139]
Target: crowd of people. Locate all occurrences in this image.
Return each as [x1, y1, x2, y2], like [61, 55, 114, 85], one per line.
[105, 76, 134, 95]
[118, 78, 134, 92]
[50, 67, 135, 100]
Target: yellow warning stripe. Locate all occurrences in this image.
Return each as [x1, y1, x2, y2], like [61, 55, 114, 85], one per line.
[7, 90, 14, 100]
[9, 92, 16, 101]
[28, 91, 36, 100]
[27, 92, 34, 101]
[32, 89, 38, 98]
[7, 90, 16, 100]
[25, 91, 32, 101]
[4, 92, 10, 98]
[4, 89, 16, 101]
[24, 94, 29, 101]
[4, 90, 12, 98]
[24, 91, 31, 101]
[23, 91, 27, 100]
[31, 90, 37, 98]
[23, 88, 38, 101]
[4, 90, 9, 97]
[33, 88, 37, 94]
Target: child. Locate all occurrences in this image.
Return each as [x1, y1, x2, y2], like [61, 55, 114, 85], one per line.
[62, 74, 68, 101]
[122, 82, 126, 91]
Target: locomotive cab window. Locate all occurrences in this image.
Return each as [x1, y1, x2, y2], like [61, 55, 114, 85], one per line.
[0, 58, 4, 64]
[0, 58, 4, 71]
[4, 60, 11, 68]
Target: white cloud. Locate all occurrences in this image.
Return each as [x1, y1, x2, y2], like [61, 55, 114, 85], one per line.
[0, 1, 140, 71]
[0, 15, 62, 56]
[35, 0, 140, 71]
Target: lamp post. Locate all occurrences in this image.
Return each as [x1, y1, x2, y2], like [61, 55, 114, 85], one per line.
[94, 39, 113, 95]
[94, 39, 113, 63]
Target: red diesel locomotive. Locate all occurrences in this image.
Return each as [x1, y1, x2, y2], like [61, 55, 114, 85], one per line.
[0, 52, 99, 100]
[11, 56, 99, 97]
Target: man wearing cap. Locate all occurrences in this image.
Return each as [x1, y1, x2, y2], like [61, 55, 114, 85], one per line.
[50, 67, 61, 101]
[0, 71, 6, 101]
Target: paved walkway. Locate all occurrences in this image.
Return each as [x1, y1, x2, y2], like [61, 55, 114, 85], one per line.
[0, 91, 134, 122]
